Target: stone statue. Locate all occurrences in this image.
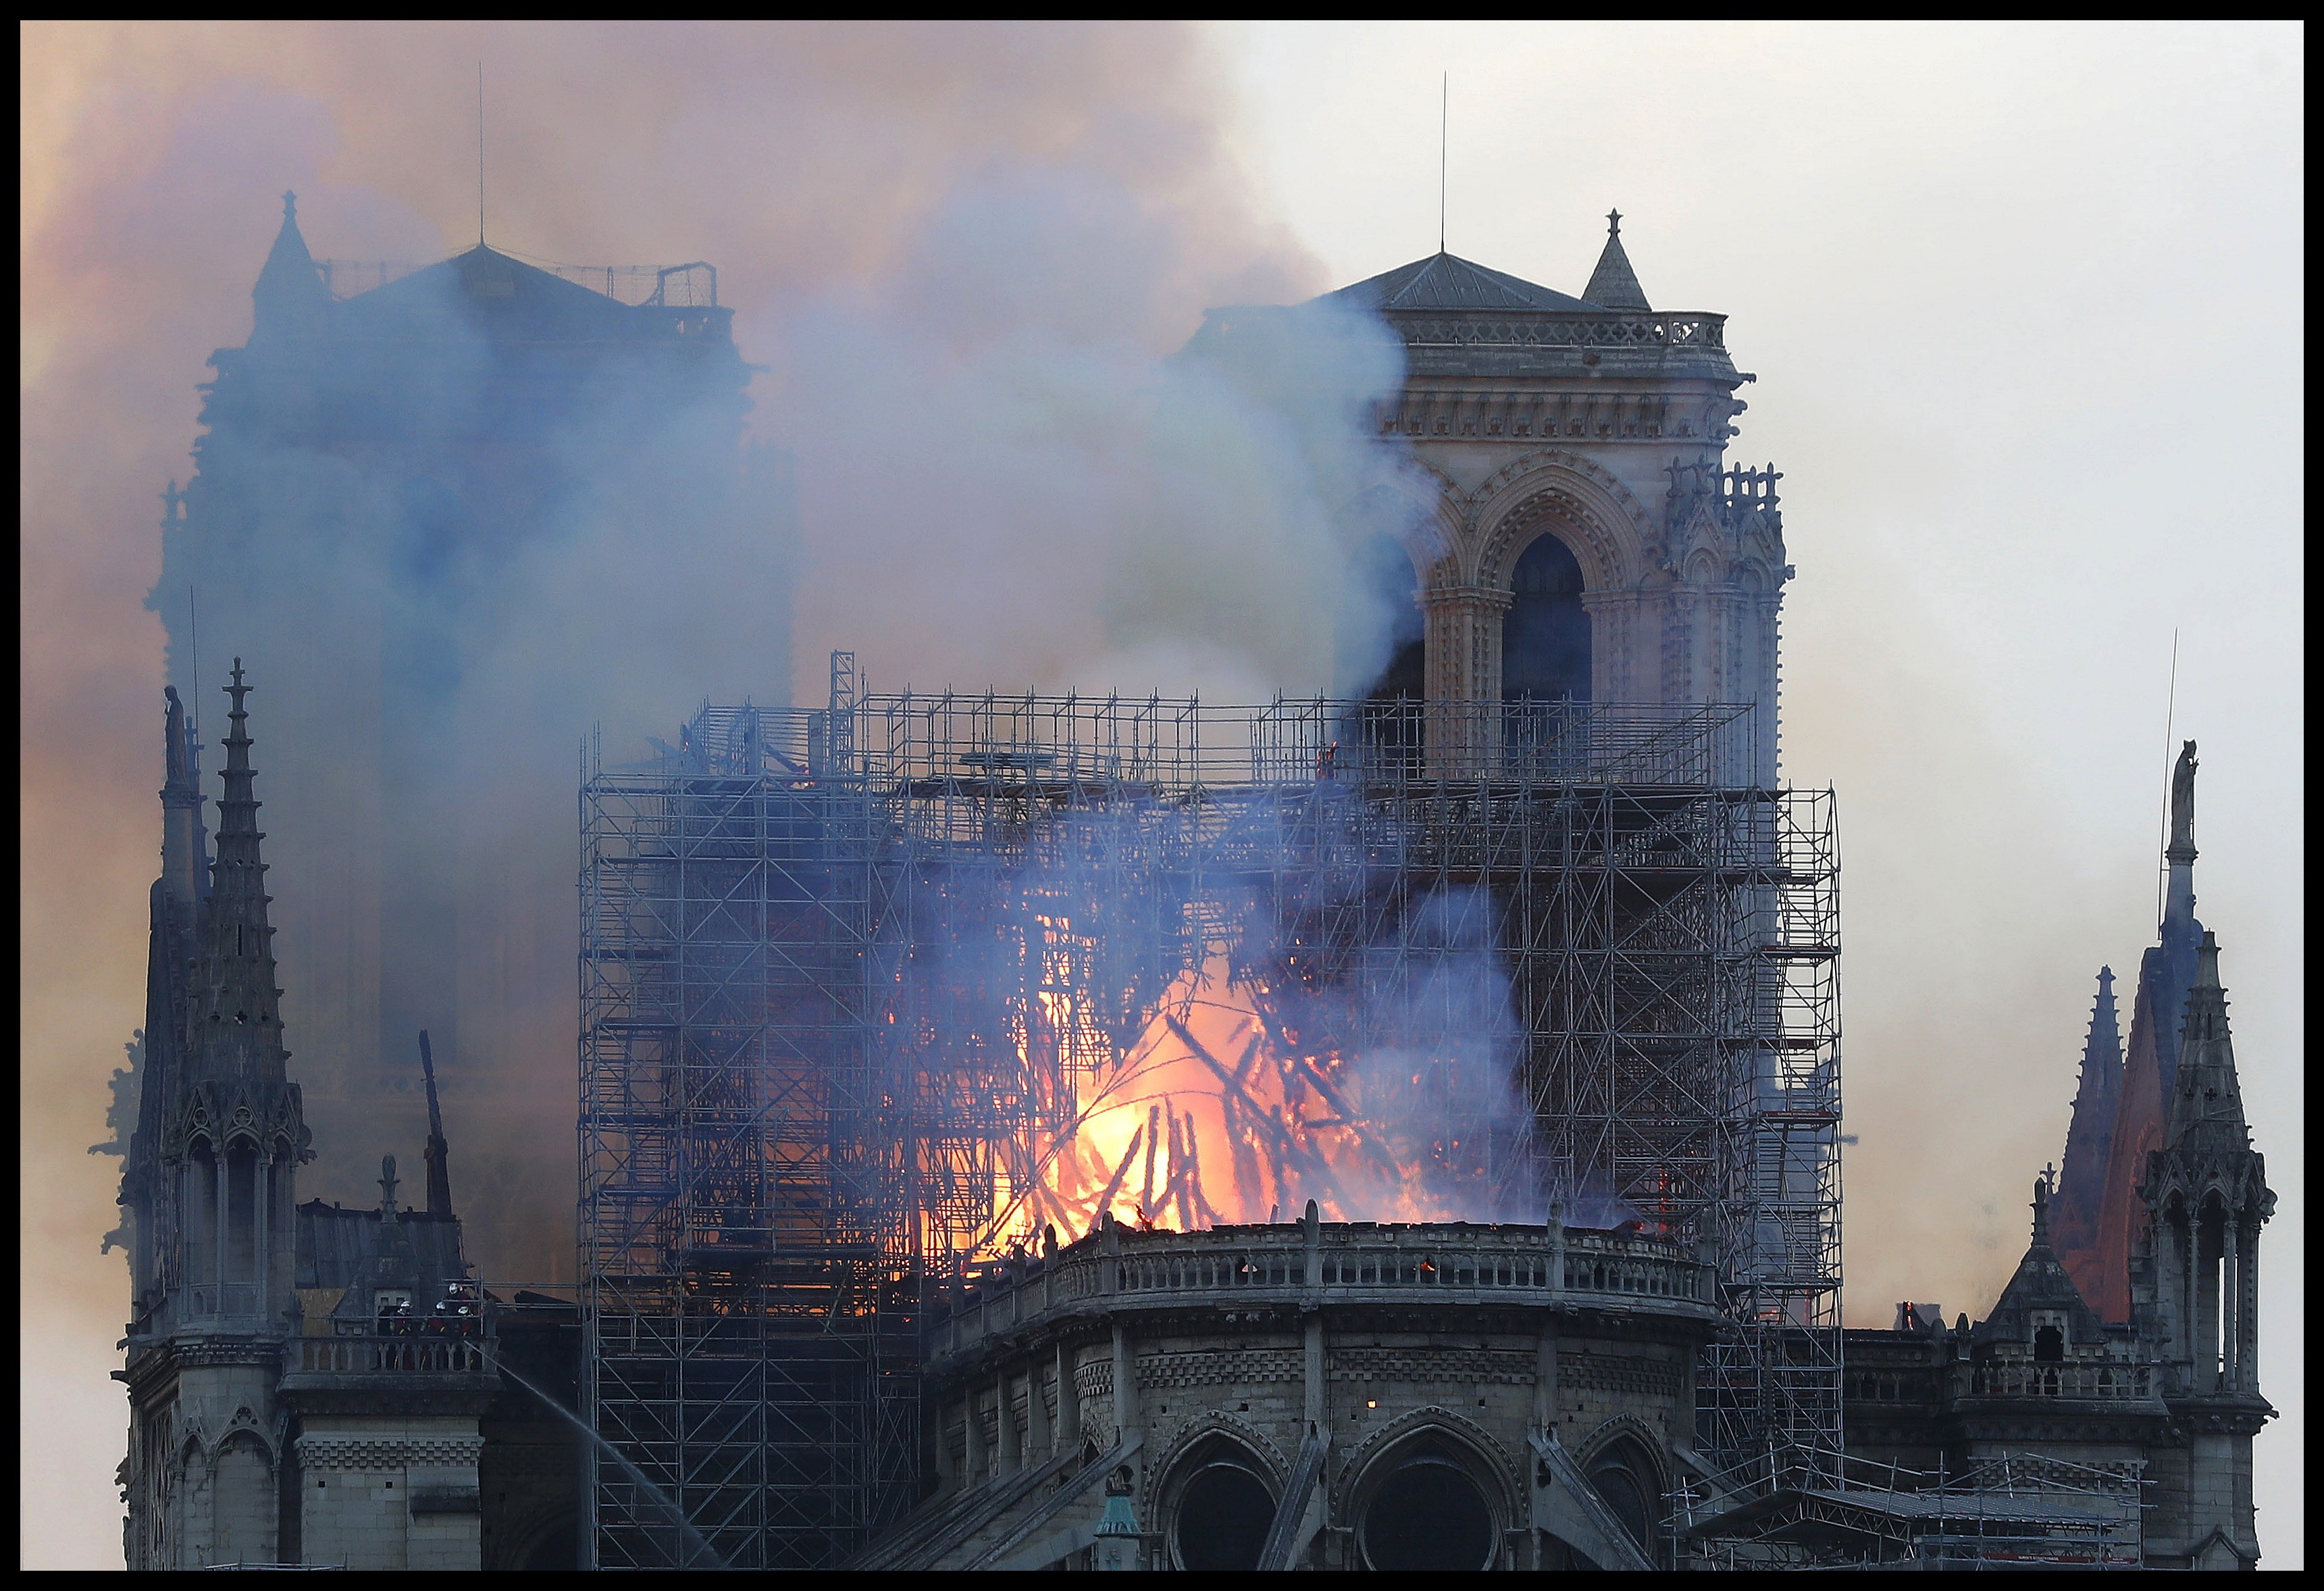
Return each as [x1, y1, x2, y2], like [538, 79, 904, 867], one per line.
[2169, 740, 2198, 854]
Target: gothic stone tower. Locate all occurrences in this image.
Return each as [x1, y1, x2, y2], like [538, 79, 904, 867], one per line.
[119, 665, 312, 1569]
[2133, 930, 2275, 1569]
[149, 193, 755, 1247]
[1196, 213, 1786, 786]
[117, 672, 522, 1570]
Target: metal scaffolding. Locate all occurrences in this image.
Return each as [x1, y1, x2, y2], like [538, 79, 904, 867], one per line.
[578, 663, 1841, 1565]
[579, 701, 915, 1570]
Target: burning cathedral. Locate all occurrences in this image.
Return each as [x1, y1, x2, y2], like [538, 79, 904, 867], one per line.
[114, 203, 2274, 1570]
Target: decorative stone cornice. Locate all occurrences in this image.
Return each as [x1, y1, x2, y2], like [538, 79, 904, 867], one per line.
[296, 1434, 484, 1471]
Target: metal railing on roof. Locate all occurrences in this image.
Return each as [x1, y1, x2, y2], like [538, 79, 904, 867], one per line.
[313, 255, 717, 308]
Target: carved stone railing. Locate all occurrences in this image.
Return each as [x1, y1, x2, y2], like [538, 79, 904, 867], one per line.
[1387, 311, 1727, 353]
[288, 1331, 492, 1376]
[933, 1221, 1717, 1361]
[1967, 1363, 2154, 1401]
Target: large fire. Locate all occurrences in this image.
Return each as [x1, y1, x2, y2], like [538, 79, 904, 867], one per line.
[964, 948, 1515, 1257]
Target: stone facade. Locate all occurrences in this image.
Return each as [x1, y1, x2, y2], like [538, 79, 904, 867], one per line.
[113, 670, 575, 1569]
[860, 1210, 1720, 1571]
[1191, 226, 1788, 786]
[1832, 926, 2274, 1569]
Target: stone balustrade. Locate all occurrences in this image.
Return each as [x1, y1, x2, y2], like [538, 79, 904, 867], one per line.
[934, 1221, 1716, 1359]
[289, 1331, 492, 1377]
[1969, 1363, 2154, 1401]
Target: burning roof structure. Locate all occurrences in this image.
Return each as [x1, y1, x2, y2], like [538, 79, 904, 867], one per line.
[577, 670, 1839, 1566]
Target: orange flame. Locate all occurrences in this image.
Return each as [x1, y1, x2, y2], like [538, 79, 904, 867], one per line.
[968, 952, 1487, 1256]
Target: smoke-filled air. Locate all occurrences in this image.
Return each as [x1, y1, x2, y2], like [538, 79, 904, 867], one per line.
[24, 19, 2302, 1573]
[28, 22, 1464, 1299]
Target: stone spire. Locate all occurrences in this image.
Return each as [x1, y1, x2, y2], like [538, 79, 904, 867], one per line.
[186, 659, 291, 1086]
[2088, 744, 2209, 1320]
[1582, 209, 1651, 311]
[2051, 967, 2122, 1305]
[251, 190, 328, 343]
[419, 1030, 455, 1219]
[2163, 932, 2246, 1152]
[159, 685, 206, 942]
[1973, 1164, 2105, 1341]
[2138, 928, 2272, 1417]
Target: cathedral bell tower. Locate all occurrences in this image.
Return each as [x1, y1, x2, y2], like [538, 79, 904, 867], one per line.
[1192, 211, 1785, 785]
[120, 663, 313, 1569]
[2134, 929, 2273, 1569]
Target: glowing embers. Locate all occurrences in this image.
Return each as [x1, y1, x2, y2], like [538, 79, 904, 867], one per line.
[985, 930, 1530, 1251]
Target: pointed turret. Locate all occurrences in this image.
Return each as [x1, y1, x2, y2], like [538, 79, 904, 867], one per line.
[251, 190, 328, 343]
[419, 1030, 454, 1218]
[1973, 1165, 2106, 1340]
[2138, 928, 2272, 1415]
[2052, 967, 2122, 1305]
[2088, 744, 2209, 1319]
[1582, 209, 1651, 311]
[187, 659, 291, 1086]
[2163, 932, 2247, 1152]
[159, 686, 205, 938]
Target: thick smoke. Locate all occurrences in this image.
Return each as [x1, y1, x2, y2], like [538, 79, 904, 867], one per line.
[773, 172, 1422, 701]
[903, 803, 1537, 1253]
[22, 24, 1374, 1566]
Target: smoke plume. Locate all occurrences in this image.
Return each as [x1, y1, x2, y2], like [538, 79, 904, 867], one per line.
[22, 22, 1385, 1567]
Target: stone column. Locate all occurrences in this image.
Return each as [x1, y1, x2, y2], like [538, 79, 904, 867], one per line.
[2238, 1218, 2261, 1396]
[964, 1390, 987, 1485]
[1532, 1329, 1558, 1434]
[1030, 1360, 1052, 1459]
[998, 1371, 1021, 1475]
[1303, 1315, 1325, 1436]
[1054, 1342, 1081, 1458]
[1577, 588, 1642, 705]
[2194, 1216, 2219, 1394]
[213, 1152, 229, 1300]
[1111, 1325, 1137, 1445]
[253, 1155, 269, 1315]
[1423, 586, 1511, 776]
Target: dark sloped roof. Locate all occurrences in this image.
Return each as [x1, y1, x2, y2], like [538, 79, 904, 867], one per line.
[332, 244, 655, 343]
[1322, 251, 1603, 313]
[296, 1199, 468, 1297]
[1973, 1180, 2105, 1342]
[1582, 212, 1651, 311]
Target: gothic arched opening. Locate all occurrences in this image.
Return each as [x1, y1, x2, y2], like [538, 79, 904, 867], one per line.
[1582, 1437, 1661, 1562]
[1357, 1437, 1496, 1571]
[1166, 1436, 1276, 1571]
[1502, 532, 1590, 703]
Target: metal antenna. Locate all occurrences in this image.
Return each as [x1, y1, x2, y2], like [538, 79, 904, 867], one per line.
[477, 63, 486, 247]
[2154, 628, 2179, 932]
[1439, 71, 1449, 254]
[188, 584, 199, 741]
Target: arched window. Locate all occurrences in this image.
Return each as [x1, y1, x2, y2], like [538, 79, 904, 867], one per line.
[1358, 1437, 1496, 1571]
[1166, 1436, 1276, 1571]
[1502, 532, 1590, 702]
[1584, 1438, 1659, 1560]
